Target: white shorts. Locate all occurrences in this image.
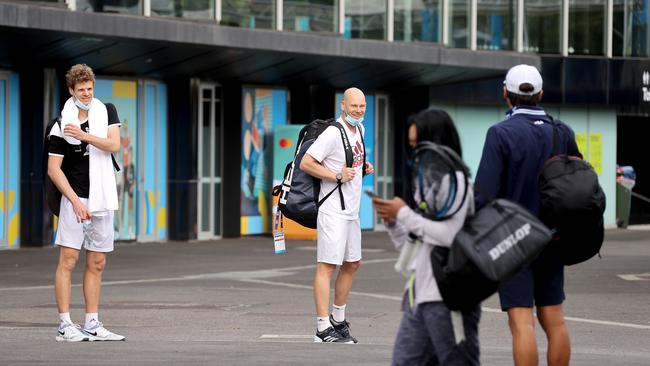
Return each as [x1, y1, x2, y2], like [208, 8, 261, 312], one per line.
[55, 197, 115, 253]
[316, 212, 362, 265]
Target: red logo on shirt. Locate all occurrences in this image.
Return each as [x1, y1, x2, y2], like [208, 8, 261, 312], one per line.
[352, 141, 364, 168]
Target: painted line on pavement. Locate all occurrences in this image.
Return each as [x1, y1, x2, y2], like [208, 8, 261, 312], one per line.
[242, 278, 650, 330]
[0, 258, 395, 292]
[260, 334, 314, 339]
[2, 258, 648, 331]
[618, 273, 650, 281]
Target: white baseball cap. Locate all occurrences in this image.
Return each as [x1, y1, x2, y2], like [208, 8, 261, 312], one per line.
[504, 64, 543, 96]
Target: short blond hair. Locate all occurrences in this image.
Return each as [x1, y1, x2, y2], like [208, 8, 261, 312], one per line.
[65, 64, 95, 89]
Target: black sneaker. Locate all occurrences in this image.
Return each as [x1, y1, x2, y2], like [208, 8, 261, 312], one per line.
[330, 315, 358, 344]
[314, 326, 354, 343]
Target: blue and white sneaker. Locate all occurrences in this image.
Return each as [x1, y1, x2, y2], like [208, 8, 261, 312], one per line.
[56, 322, 89, 342]
[314, 326, 354, 343]
[330, 315, 358, 344]
[82, 321, 126, 341]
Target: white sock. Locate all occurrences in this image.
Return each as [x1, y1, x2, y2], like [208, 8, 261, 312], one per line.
[332, 304, 346, 323]
[317, 317, 331, 332]
[59, 312, 72, 325]
[84, 313, 99, 329]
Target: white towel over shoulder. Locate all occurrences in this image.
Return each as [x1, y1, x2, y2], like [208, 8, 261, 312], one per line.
[61, 97, 118, 216]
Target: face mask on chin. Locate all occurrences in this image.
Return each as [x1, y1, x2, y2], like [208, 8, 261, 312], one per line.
[344, 113, 363, 127]
[74, 97, 93, 111]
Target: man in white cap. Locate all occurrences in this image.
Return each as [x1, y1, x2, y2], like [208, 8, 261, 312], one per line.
[474, 64, 576, 366]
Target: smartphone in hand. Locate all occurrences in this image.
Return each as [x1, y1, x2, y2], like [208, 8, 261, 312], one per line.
[364, 190, 378, 199]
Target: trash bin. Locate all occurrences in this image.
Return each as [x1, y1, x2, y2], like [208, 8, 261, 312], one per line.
[616, 165, 636, 228]
[616, 183, 632, 228]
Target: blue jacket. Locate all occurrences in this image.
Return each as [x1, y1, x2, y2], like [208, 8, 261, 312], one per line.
[474, 106, 577, 215]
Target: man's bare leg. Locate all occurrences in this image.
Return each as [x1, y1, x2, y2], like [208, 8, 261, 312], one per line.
[83, 250, 106, 314]
[333, 261, 361, 307]
[538, 305, 571, 366]
[507, 307, 539, 366]
[314, 262, 337, 317]
[55, 247, 80, 313]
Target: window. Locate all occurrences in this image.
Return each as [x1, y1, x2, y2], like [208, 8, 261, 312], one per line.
[448, 0, 470, 48]
[284, 0, 337, 33]
[344, 0, 386, 40]
[476, 0, 516, 50]
[523, 0, 561, 54]
[613, 0, 649, 57]
[76, 0, 143, 15]
[151, 0, 215, 19]
[221, 0, 275, 29]
[394, 0, 442, 42]
[569, 0, 606, 55]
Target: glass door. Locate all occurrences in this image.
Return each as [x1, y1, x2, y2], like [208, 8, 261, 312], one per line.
[197, 83, 222, 239]
[374, 94, 393, 229]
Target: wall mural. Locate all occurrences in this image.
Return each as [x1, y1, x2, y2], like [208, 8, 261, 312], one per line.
[0, 74, 20, 248]
[94, 79, 138, 241]
[241, 87, 287, 235]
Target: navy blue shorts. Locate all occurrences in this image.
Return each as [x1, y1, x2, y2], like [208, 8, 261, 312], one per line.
[498, 250, 565, 310]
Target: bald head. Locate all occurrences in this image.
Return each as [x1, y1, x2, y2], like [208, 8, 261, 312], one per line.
[340, 87, 366, 125]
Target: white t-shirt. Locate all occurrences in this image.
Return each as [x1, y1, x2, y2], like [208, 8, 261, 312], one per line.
[305, 118, 365, 220]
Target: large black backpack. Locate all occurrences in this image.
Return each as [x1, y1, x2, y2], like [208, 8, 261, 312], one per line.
[538, 117, 606, 265]
[43, 110, 121, 217]
[272, 119, 365, 229]
[43, 117, 63, 216]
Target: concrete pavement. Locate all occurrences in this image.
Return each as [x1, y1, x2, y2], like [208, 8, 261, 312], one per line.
[0, 229, 649, 365]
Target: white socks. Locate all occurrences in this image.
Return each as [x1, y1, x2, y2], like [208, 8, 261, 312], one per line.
[84, 313, 99, 329]
[317, 304, 348, 332]
[59, 312, 72, 325]
[317, 317, 330, 332]
[59, 312, 99, 328]
[332, 304, 346, 323]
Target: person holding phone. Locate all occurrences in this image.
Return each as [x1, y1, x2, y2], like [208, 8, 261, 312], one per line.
[372, 109, 480, 365]
[300, 87, 374, 343]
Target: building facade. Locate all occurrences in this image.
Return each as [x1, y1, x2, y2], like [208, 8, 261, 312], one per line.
[0, 0, 648, 248]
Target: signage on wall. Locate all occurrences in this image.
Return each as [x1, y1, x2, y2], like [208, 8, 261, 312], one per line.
[641, 70, 650, 103]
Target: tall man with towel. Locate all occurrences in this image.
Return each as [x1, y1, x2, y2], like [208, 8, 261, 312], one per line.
[48, 64, 124, 342]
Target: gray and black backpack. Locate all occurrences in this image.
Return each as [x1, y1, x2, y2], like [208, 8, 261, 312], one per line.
[272, 119, 365, 229]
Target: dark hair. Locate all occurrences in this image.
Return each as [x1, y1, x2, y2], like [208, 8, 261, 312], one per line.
[507, 82, 542, 106]
[408, 108, 462, 157]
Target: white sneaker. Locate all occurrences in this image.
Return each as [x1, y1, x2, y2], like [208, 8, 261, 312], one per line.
[82, 321, 126, 341]
[56, 322, 89, 342]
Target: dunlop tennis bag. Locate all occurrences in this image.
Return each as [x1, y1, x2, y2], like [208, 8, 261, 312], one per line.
[431, 244, 499, 311]
[272, 119, 365, 229]
[431, 199, 551, 310]
[454, 199, 552, 282]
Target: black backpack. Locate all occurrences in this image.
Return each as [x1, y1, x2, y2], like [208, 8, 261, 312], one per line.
[43, 115, 121, 217]
[43, 117, 63, 216]
[538, 117, 606, 265]
[272, 119, 365, 229]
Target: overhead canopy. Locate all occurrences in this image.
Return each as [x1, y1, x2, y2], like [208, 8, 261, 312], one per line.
[0, 1, 539, 89]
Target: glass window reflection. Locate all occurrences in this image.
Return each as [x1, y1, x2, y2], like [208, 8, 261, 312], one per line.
[284, 0, 337, 33]
[569, 0, 606, 55]
[151, 0, 215, 19]
[476, 0, 516, 51]
[523, 0, 561, 54]
[344, 0, 386, 40]
[221, 0, 275, 29]
[448, 0, 470, 48]
[613, 0, 649, 57]
[76, 0, 142, 15]
[394, 0, 442, 42]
